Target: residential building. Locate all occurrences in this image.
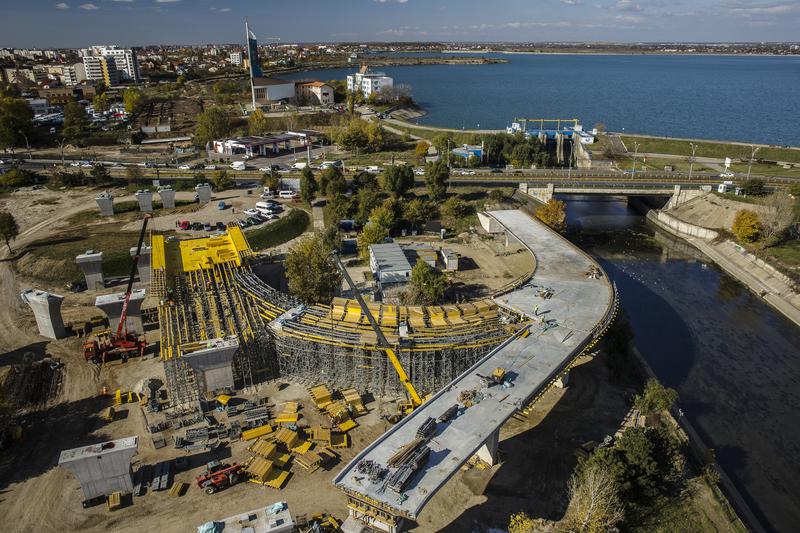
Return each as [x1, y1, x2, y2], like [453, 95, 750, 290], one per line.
[63, 63, 86, 86]
[230, 51, 242, 66]
[26, 98, 49, 116]
[83, 56, 121, 86]
[295, 81, 334, 105]
[38, 84, 97, 105]
[346, 65, 393, 97]
[82, 45, 140, 84]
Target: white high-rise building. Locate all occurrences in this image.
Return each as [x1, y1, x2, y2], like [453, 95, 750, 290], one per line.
[346, 65, 393, 97]
[63, 63, 86, 86]
[82, 45, 140, 83]
[229, 51, 242, 65]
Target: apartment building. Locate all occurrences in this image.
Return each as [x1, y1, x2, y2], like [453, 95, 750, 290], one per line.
[346, 65, 393, 97]
[82, 45, 140, 84]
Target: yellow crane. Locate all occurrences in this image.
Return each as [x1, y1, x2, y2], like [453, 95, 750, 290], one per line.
[330, 252, 423, 417]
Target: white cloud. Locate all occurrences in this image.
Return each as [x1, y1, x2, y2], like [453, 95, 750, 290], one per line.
[374, 0, 410, 4]
[55, 2, 69, 8]
[155, 0, 180, 3]
[79, 3, 99, 9]
[112, 0, 134, 2]
[614, 0, 642, 12]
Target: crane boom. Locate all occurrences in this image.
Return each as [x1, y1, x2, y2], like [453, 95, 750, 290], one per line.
[330, 252, 423, 407]
[116, 215, 150, 338]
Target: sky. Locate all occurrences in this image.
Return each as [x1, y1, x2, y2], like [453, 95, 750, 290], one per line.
[1, 0, 800, 48]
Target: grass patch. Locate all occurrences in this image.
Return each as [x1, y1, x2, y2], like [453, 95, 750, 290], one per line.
[621, 135, 800, 163]
[66, 199, 201, 225]
[246, 208, 310, 250]
[763, 240, 800, 269]
[729, 162, 800, 178]
[711, 192, 764, 205]
[627, 485, 723, 533]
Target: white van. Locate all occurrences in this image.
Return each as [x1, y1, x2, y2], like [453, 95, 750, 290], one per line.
[278, 190, 298, 200]
[291, 161, 307, 171]
[231, 161, 246, 171]
[255, 201, 274, 213]
[365, 165, 381, 174]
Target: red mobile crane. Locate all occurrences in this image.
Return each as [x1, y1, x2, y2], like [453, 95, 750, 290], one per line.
[84, 215, 150, 365]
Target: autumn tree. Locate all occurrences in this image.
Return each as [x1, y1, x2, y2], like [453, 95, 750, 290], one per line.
[357, 222, 388, 261]
[562, 462, 625, 533]
[284, 232, 342, 304]
[758, 193, 796, 246]
[194, 107, 231, 147]
[404, 198, 432, 233]
[63, 100, 88, 141]
[0, 211, 19, 252]
[732, 209, 761, 243]
[300, 167, 318, 205]
[403, 260, 447, 305]
[425, 160, 449, 201]
[634, 379, 678, 417]
[366, 121, 385, 152]
[0, 96, 34, 156]
[535, 199, 567, 233]
[383, 164, 414, 198]
[440, 196, 468, 228]
[211, 169, 232, 191]
[415, 140, 430, 160]
[122, 88, 144, 114]
[262, 170, 280, 192]
[92, 93, 110, 113]
[248, 108, 270, 135]
[354, 187, 382, 227]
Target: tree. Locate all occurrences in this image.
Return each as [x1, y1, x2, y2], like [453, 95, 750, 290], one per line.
[431, 132, 454, 155]
[614, 427, 683, 498]
[89, 164, 111, 185]
[368, 203, 397, 233]
[336, 120, 369, 152]
[326, 194, 354, 224]
[248, 108, 270, 135]
[562, 462, 624, 533]
[194, 107, 231, 147]
[403, 260, 447, 305]
[383, 164, 414, 198]
[425, 160, 449, 201]
[211, 169, 232, 191]
[284, 232, 342, 305]
[262, 171, 280, 192]
[122, 88, 144, 114]
[488, 189, 505, 204]
[742, 178, 765, 196]
[0, 211, 19, 253]
[440, 196, 468, 228]
[732, 209, 761, 243]
[508, 513, 537, 533]
[92, 93, 110, 113]
[758, 193, 796, 246]
[0, 168, 34, 188]
[357, 221, 388, 261]
[352, 170, 378, 192]
[634, 379, 678, 417]
[63, 100, 89, 141]
[404, 198, 431, 233]
[319, 166, 346, 198]
[535, 199, 567, 233]
[355, 187, 382, 227]
[125, 165, 143, 184]
[366, 122, 385, 152]
[300, 167, 318, 205]
[415, 140, 430, 160]
[0, 96, 34, 154]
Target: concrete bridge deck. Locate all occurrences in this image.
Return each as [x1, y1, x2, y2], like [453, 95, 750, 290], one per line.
[333, 209, 615, 527]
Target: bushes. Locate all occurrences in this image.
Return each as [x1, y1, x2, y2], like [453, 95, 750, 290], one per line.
[535, 199, 567, 233]
[0, 168, 35, 188]
[246, 209, 310, 250]
[732, 209, 761, 243]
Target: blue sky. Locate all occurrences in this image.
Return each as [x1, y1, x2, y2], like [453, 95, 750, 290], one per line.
[2, 0, 799, 48]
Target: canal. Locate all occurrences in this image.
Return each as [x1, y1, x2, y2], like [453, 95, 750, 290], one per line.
[562, 196, 800, 533]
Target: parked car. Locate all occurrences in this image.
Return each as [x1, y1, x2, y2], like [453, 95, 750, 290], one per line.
[238, 220, 249, 228]
[278, 190, 298, 199]
[203, 223, 213, 231]
[216, 222, 226, 231]
[231, 161, 247, 171]
[291, 161, 308, 170]
[80, 162, 94, 168]
[69, 161, 81, 167]
[247, 217, 262, 225]
[204, 165, 218, 170]
[414, 167, 425, 175]
[178, 220, 190, 230]
[178, 164, 191, 170]
[191, 222, 204, 231]
[243, 208, 259, 217]
[365, 165, 381, 174]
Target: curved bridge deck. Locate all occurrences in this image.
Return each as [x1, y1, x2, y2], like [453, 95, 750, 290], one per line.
[333, 209, 616, 522]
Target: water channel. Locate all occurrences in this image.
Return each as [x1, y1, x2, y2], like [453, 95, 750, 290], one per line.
[562, 196, 800, 533]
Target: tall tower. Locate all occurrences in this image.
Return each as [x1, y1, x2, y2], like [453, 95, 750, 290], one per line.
[246, 19, 262, 111]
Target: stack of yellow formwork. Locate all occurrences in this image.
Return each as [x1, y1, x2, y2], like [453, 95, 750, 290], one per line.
[248, 438, 291, 468]
[275, 401, 301, 425]
[244, 457, 290, 489]
[325, 401, 357, 432]
[295, 447, 337, 473]
[307, 425, 349, 449]
[340, 388, 366, 417]
[242, 424, 273, 441]
[273, 427, 313, 455]
[308, 384, 334, 411]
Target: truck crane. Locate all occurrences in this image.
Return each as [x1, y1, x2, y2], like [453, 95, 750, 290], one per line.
[195, 460, 245, 494]
[84, 215, 150, 365]
[329, 251, 424, 420]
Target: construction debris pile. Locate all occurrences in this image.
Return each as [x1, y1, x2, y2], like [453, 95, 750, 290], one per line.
[1, 356, 63, 408]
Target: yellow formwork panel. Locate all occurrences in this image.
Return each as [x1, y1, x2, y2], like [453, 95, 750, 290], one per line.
[227, 225, 252, 255]
[175, 228, 252, 273]
[151, 234, 166, 270]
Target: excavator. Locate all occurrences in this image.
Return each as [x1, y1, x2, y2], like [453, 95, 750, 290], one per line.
[84, 215, 150, 365]
[330, 251, 424, 422]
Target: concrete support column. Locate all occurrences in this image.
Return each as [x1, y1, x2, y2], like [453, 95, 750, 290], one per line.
[158, 187, 175, 209]
[135, 190, 153, 212]
[58, 436, 138, 500]
[195, 183, 212, 203]
[20, 288, 66, 339]
[130, 245, 152, 284]
[95, 289, 146, 335]
[555, 370, 570, 389]
[95, 191, 114, 217]
[182, 337, 239, 396]
[76, 250, 104, 290]
[475, 428, 500, 466]
[518, 182, 529, 195]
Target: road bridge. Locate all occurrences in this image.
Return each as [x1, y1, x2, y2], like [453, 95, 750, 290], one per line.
[333, 209, 617, 533]
[519, 181, 715, 208]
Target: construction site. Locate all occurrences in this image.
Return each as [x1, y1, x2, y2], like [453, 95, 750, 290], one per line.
[0, 178, 622, 533]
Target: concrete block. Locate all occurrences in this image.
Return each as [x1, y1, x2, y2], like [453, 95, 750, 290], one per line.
[195, 183, 212, 203]
[76, 250, 104, 290]
[95, 289, 146, 335]
[555, 370, 570, 389]
[135, 190, 153, 212]
[182, 337, 239, 395]
[59, 436, 138, 500]
[20, 288, 66, 339]
[158, 187, 176, 209]
[475, 429, 500, 466]
[95, 191, 114, 216]
[130, 245, 152, 284]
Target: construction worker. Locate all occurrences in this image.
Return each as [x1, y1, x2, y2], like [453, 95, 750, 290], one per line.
[534, 305, 539, 316]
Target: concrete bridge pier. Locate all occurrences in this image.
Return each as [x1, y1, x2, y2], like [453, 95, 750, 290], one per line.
[135, 190, 153, 212]
[475, 428, 500, 466]
[20, 288, 66, 339]
[158, 186, 175, 209]
[76, 250, 104, 290]
[182, 337, 239, 396]
[95, 191, 114, 216]
[555, 370, 570, 388]
[130, 245, 152, 284]
[58, 436, 138, 500]
[95, 289, 146, 335]
[195, 183, 212, 203]
[520, 183, 554, 204]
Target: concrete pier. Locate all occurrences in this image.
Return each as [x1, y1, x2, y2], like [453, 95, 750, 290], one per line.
[75, 250, 104, 290]
[158, 186, 175, 209]
[181, 337, 239, 395]
[95, 191, 114, 217]
[130, 245, 152, 284]
[135, 189, 153, 212]
[195, 183, 212, 204]
[20, 288, 66, 339]
[95, 289, 146, 335]
[475, 429, 500, 466]
[58, 436, 138, 500]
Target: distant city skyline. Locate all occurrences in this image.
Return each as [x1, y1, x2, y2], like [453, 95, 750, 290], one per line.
[2, 0, 800, 48]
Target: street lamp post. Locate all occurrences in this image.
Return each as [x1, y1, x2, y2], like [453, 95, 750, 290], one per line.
[632, 141, 640, 178]
[688, 142, 697, 180]
[19, 130, 32, 161]
[746, 145, 759, 180]
[58, 137, 67, 167]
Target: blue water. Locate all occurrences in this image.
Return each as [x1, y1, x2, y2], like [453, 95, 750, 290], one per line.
[283, 54, 800, 146]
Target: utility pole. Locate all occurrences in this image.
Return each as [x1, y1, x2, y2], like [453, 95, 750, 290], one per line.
[58, 137, 67, 167]
[688, 142, 697, 180]
[19, 130, 32, 161]
[446, 139, 450, 169]
[746, 145, 759, 180]
[631, 141, 640, 178]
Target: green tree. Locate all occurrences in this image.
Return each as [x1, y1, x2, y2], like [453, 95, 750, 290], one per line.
[63, 100, 88, 141]
[508, 513, 537, 533]
[440, 196, 468, 228]
[488, 189, 505, 204]
[320, 166, 346, 198]
[742, 178, 765, 196]
[366, 122, 385, 152]
[425, 160, 449, 201]
[284, 232, 342, 305]
[431, 132, 454, 155]
[0, 96, 34, 155]
[404, 260, 447, 305]
[125, 165, 143, 184]
[262, 171, 280, 192]
[404, 198, 431, 233]
[122, 88, 144, 114]
[368, 203, 396, 232]
[535, 198, 567, 233]
[732, 209, 761, 243]
[0, 211, 19, 253]
[336, 120, 369, 152]
[0, 168, 34, 188]
[352, 170, 378, 191]
[248, 108, 270, 135]
[383, 164, 414, 198]
[634, 379, 678, 417]
[357, 222, 388, 261]
[300, 167, 318, 205]
[326, 194, 354, 224]
[92, 93, 110, 113]
[89, 164, 111, 185]
[355, 187, 382, 227]
[211, 169, 232, 191]
[194, 107, 231, 147]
